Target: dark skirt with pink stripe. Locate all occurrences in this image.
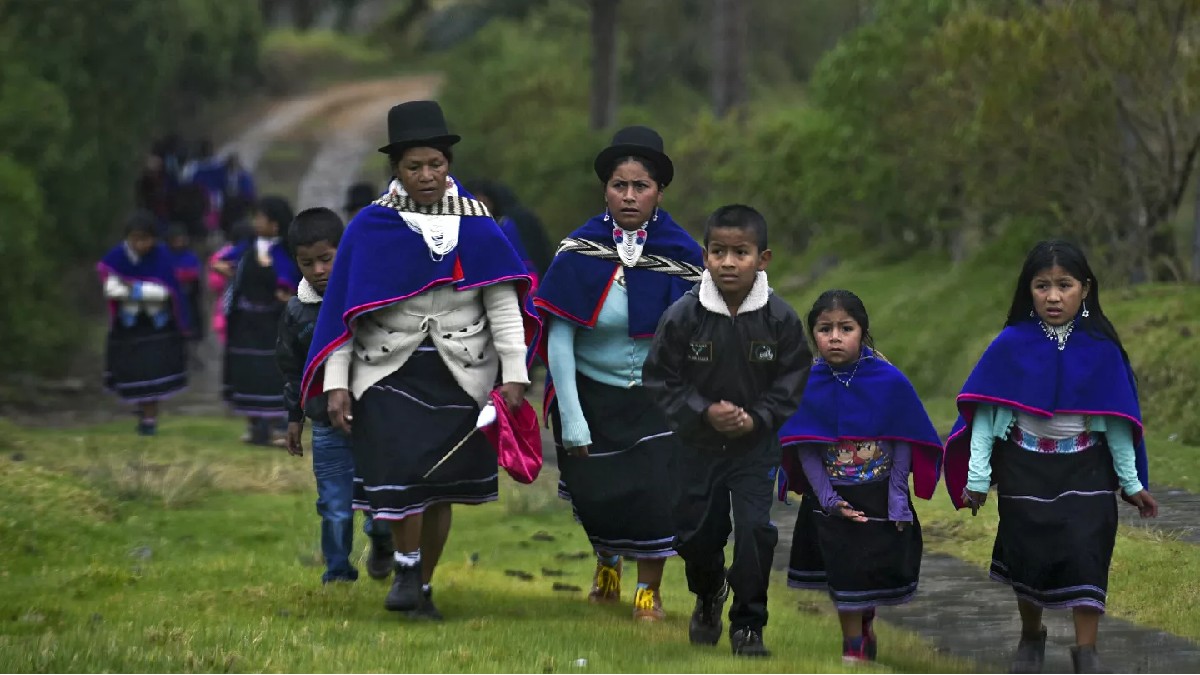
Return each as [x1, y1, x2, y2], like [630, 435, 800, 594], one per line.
[105, 314, 187, 403]
[989, 438, 1118, 612]
[350, 349, 497, 520]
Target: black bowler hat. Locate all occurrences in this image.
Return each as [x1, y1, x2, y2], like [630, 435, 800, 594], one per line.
[593, 125, 674, 187]
[377, 100, 462, 155]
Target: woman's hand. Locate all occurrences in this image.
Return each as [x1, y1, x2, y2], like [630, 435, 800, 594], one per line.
[499, 382, 527, 412]
[327, 389, 353, 434]
[286, 421, 305, 457]
[212, 260, 234, 278]
[566, 445, 590, 458]
[963, 488, 988, 516]
[833, 501, 868, 523]
[1121, 489, 1158, 518]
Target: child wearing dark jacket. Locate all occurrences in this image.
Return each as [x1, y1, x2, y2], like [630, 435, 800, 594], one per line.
[643, 204, 811, 657]
[276, 207, 393, 584]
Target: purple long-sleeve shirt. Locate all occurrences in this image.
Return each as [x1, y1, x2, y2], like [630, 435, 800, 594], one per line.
[796, 440, 913, 523]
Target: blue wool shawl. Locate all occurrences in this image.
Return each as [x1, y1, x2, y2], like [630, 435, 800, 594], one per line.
[96, 243, 193, 334]
[534, 210, 703, 339]
[301, 185, 538, 403]
[220, 239, 301, 292]
[943, 319, 1148, 508]
[778, 349, 944, 500]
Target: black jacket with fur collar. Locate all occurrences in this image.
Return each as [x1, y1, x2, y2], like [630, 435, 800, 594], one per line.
[275, 279, 329, 424]
[643, 271, 811, 454]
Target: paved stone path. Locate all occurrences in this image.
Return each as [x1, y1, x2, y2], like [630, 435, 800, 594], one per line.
[769, 502, 1200, 673]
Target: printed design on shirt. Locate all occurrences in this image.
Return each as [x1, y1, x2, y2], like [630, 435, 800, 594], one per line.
[749, 341, 777, 363]
[824, 440, 891, 482]
[688, 341, 713, 362]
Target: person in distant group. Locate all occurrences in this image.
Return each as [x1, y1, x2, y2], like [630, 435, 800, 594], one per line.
[643, 204, 811, 657]
[216, 195, 300, 446]
[944, 240, 1158, 674]
[219, 153, 257, 238]
[165, 224, 205, 366]
[97, 210, 192, 435]
[535, 127, 704, 623]
[302, 100, 538, 620]
[276, 207, 395, 585]
[780, 290, 943, 664]
[467, 180, 553, 289]
[343, 181, 378, 221]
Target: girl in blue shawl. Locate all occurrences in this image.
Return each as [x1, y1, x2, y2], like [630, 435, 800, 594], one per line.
[535, 126, 704, 622]
[97, 210, 192, 435]
[944, 240, 1158, 674]
[779, 290, 943, 664]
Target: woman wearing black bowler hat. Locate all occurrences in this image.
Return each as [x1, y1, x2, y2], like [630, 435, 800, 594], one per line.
[301, 100, 540, 620]
[534, 126, 705, 622]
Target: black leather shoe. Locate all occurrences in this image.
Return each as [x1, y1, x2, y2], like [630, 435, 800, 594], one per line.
[384, 562, 421, 612]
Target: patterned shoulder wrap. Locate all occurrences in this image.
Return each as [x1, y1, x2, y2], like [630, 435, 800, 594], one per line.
[556, 237, 703, 281]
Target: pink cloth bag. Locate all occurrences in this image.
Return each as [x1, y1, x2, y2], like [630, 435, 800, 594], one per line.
[482, 390, 543, 484]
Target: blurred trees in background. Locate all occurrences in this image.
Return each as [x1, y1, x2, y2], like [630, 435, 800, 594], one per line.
[438, 0, 1200, 283]
[0, 0, 260, 373]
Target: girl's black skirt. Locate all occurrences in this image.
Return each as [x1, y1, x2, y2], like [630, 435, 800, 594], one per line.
[989, 438, 1118, 612]
[350, 349, 497, 520]
[787, 480, 922, 610]
[104, 314, 187, 403]
[551, 375, 680, 559]
[223, 297, 286, 417]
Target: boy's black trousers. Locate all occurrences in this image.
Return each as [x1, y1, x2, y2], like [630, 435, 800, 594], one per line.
[672, 435, 779, 632]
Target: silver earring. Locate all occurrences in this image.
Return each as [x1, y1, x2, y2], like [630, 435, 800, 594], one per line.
[603, 208, 611, 222]
[1030, 310, 1035, 318]
[652, 207, 659, 222]
[1082, 302, 1090, 318]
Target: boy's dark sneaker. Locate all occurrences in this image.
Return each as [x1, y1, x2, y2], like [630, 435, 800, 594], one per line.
[688, 579, 729, 645]
[1069, 645, 1109, 674]
[1011, 626, 1047, 674]
[843, 635, 870, 663]
[366, 537, 395, 580]
[407, 586, 444, 621]
[384, 562, 421, 612]
[730, 627, 770, 657]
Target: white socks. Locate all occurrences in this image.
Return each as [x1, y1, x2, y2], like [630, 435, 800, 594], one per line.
[394, 549, 421, 567]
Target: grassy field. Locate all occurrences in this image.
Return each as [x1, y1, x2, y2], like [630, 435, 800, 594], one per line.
[0, 417, 970, 673]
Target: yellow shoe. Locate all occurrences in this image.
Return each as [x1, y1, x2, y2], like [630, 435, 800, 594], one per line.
[588, 557, 622, 604]
[633, 586, 666, 622]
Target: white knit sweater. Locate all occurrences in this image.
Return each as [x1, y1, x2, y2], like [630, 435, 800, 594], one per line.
[323, 281, 529, 406]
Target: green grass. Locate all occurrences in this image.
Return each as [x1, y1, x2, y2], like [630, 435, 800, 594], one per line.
[0, 417, 969, 673]
[915, 487, 1200, 641]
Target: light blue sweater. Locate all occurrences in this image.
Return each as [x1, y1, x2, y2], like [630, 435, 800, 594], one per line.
[968, 403, 1143, 495]
[547, 281, 650, 448]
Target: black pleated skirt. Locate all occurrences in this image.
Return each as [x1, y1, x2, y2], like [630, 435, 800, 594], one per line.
[223, 299, 286, 417]
[104, 315, 187, 403]
[788, 480, 922, 610]
[350, 350, 497, 520]
[989, 438, 1118, 612]
[551, 375, 680, 559]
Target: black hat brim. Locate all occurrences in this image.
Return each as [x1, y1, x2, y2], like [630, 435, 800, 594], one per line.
[594, 144, 674, 188]
[378, 133, 462, 155]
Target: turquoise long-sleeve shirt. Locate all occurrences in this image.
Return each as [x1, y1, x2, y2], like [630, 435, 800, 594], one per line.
[547, 280, 651, 448]
[967, 403, 1143, 495]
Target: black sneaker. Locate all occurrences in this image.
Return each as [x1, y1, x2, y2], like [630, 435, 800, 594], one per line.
[384, 562, 421, 612]
[1069, 645, 1110, 674]
[730, 627, 770, 657]
[688, 580, 729, 646]
[408, 586, 444, 621]
[366, 537, 394, 580]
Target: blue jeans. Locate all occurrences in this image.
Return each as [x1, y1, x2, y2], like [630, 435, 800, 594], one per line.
[311, 422, 389, 582]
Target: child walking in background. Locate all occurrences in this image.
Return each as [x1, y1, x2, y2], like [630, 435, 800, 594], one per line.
[643, 205, 811, 657]
[779, 290, 943, 663]
[208, 218, 253, 346]
[217, 196, 300, 446]
[276, 208, 394, 584]
[944, 240, 1158, 674]
[97, 210, 192, 435]
[165, 223, 204, 365]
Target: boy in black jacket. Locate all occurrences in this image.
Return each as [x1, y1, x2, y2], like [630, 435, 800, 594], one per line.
[276, 207, 393, 584]
[643, 204, 811, 657]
